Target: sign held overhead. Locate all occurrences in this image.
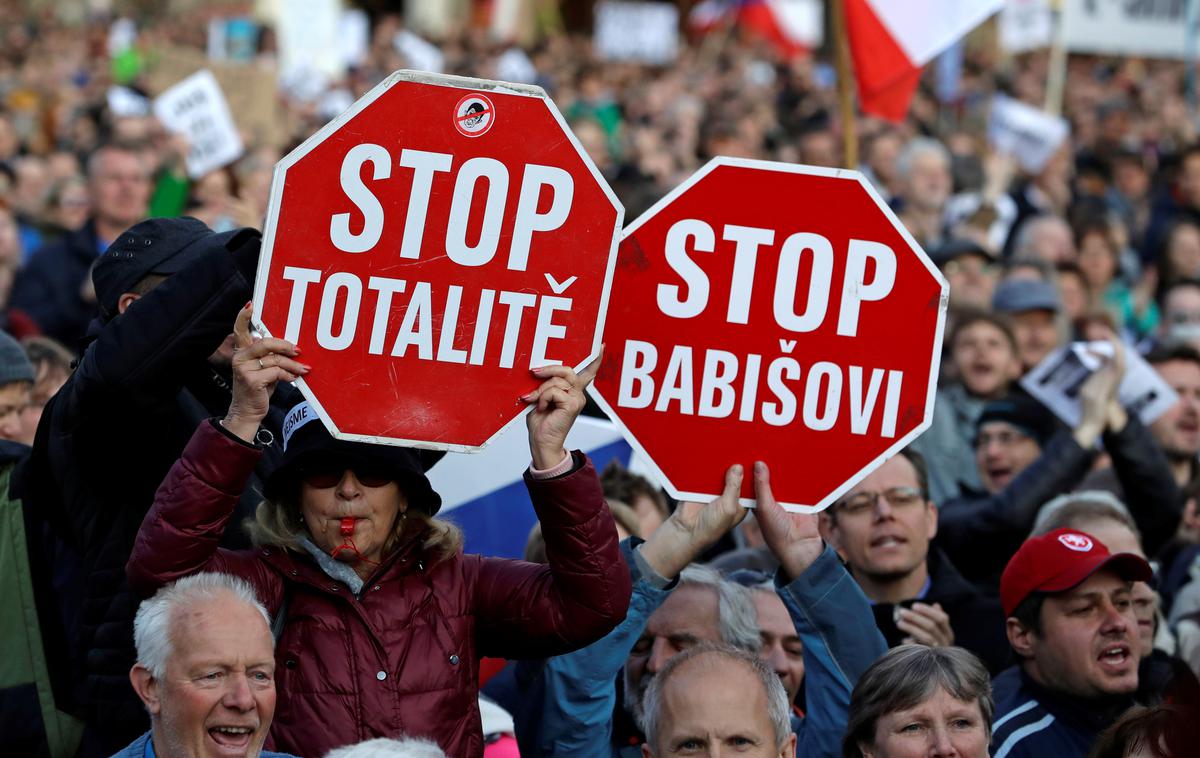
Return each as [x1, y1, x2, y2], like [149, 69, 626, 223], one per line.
[255, 70, 623, 451]
[590, 158, 948, 512]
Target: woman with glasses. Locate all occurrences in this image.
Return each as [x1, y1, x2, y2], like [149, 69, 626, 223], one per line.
[126, 306, 631, 757]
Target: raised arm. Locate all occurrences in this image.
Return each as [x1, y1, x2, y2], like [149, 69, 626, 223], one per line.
[76, 229, 260, 400]
[753, 462, 888, 758]
[528, 467, 748, 756]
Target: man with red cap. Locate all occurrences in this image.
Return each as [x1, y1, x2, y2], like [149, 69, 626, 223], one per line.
[989, 528, 1153, 758]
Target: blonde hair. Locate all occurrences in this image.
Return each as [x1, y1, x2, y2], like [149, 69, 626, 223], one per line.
[248, 495, 463, 566]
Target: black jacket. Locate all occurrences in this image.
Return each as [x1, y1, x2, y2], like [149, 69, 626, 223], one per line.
[869, 548, 1010, 675]
[10, 220, 104, 347]
[937, 417, 1179, 588]
[17, 227, 293, 754]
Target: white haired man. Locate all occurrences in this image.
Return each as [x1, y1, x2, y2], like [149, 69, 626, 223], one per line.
[640, 643, 795, 758]
[113, 572, 296, 758]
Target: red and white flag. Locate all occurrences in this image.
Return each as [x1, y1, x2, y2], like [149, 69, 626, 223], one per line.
[845, 0, 1002, 122]
[688, 0, 823, 58]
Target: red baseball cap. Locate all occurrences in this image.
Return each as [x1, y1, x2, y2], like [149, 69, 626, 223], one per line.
[1000, 528, 1153, 617]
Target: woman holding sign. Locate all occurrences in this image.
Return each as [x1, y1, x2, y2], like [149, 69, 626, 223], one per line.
[126, 305, 631, 757]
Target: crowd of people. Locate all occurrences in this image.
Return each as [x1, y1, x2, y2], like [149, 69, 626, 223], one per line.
[3, 3, 1200, 757]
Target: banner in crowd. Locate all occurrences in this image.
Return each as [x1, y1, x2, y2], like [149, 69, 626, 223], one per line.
[998, 0, 1053, 54]
[253, 70, 623, 451]
[594, 1, 680, 65]
[145, 45, 285, 148]
[152, 69, 244, 178]
[987, 94, 1070, 174]
[1063, 0, 1200, 59]
[1022, 342, 1179, 430]
[590, 157, 948, 512]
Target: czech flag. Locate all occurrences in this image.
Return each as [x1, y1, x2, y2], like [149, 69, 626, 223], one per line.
[844, 0, 1002, 122]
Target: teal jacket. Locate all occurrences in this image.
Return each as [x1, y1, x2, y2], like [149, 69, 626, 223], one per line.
[531, 540, 887, 757]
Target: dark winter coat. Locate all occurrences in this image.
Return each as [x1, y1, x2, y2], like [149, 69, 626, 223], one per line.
[869, 548, 1010, 675]
[16, 228, 292, 753]
[11, 220, 104, 346]
[126, 420, 632, 758]
[938, 417, 1180, 588]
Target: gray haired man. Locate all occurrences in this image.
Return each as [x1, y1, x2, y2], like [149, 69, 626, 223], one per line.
[640, 643, 795, 758]
[113, 572, 296, 758]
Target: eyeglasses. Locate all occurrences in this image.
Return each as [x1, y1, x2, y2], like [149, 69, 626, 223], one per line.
[301, 465, 393, 489]
[836, 487, 924, 517]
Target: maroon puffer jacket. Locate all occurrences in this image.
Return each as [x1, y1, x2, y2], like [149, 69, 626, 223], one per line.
[127, 420, 631, 757]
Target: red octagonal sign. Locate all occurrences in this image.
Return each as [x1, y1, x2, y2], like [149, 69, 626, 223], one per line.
[590, 157, 947, 512]
[253, 71, 622, 450]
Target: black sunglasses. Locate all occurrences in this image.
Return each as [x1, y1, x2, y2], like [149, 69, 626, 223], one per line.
[301, 464, 393, 489]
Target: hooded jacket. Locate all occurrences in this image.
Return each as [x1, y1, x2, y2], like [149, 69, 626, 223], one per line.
[16, 226, 293, 752]
[126, 420, 631, 758]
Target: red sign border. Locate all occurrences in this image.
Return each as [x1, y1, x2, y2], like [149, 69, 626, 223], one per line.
[587, 156, 949, 513]
[253, 70, 624, 453]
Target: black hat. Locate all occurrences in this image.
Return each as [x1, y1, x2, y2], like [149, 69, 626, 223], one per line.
[93, 217, 250, 321]
[931, 238, 996, 268]
[264, 401, 443, 515]
[975, 394, 1058, 447]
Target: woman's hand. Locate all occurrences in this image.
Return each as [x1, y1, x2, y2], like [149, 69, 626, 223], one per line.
[224, 304, 309, 443]
[522, 350, 602, 470]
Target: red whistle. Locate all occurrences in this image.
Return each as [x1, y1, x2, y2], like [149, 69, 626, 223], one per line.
[340, 518, 356, 536]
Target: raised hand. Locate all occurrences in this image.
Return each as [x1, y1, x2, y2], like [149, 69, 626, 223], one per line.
[639, 464, 748, 581]
[522, 350, 602, 470]
[752, 461, 824, 581]
[224, 304, 309, 443]
[897, 602, 955, 647]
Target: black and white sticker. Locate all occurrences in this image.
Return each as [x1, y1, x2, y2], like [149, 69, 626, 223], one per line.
[453, 94, 495, 137]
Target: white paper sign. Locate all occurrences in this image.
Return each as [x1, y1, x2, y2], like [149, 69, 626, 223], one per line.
[1063, 0, 1200, 60]
[594, 1, 680, 65]
[339, 9, 371, 68]
[497, 48, 538, 84]
[988, 95, 1070, 174]
[393, 29, 445, 73]
[275, 0, 344, 80]
[999, 0, 1052, 53]
[1022, 342, 1179, 430]
[153, 70, 244, 179]
[107, 86, 149, 117]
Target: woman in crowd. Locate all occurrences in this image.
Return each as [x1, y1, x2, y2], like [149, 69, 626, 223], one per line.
[126, 306, 631, 757]
[843, 645, 993, 758]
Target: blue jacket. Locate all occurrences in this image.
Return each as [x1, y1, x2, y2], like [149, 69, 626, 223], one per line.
[530, 541, 887, 757]
[990, 666, 1134, 758]
[109, 730, 296, 758]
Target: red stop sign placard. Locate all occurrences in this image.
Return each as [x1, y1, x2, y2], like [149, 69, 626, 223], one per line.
[589, 157, 947, 512]
[253, 71, 622, 450]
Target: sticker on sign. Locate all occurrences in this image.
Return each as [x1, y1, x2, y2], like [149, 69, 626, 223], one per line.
[254, 70, 622, 451]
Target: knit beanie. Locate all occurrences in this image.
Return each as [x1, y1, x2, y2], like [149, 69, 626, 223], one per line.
[0, 331, 34, 387]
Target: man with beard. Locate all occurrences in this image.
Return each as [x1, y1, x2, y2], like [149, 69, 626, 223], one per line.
[990, 529, 1153, 757]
